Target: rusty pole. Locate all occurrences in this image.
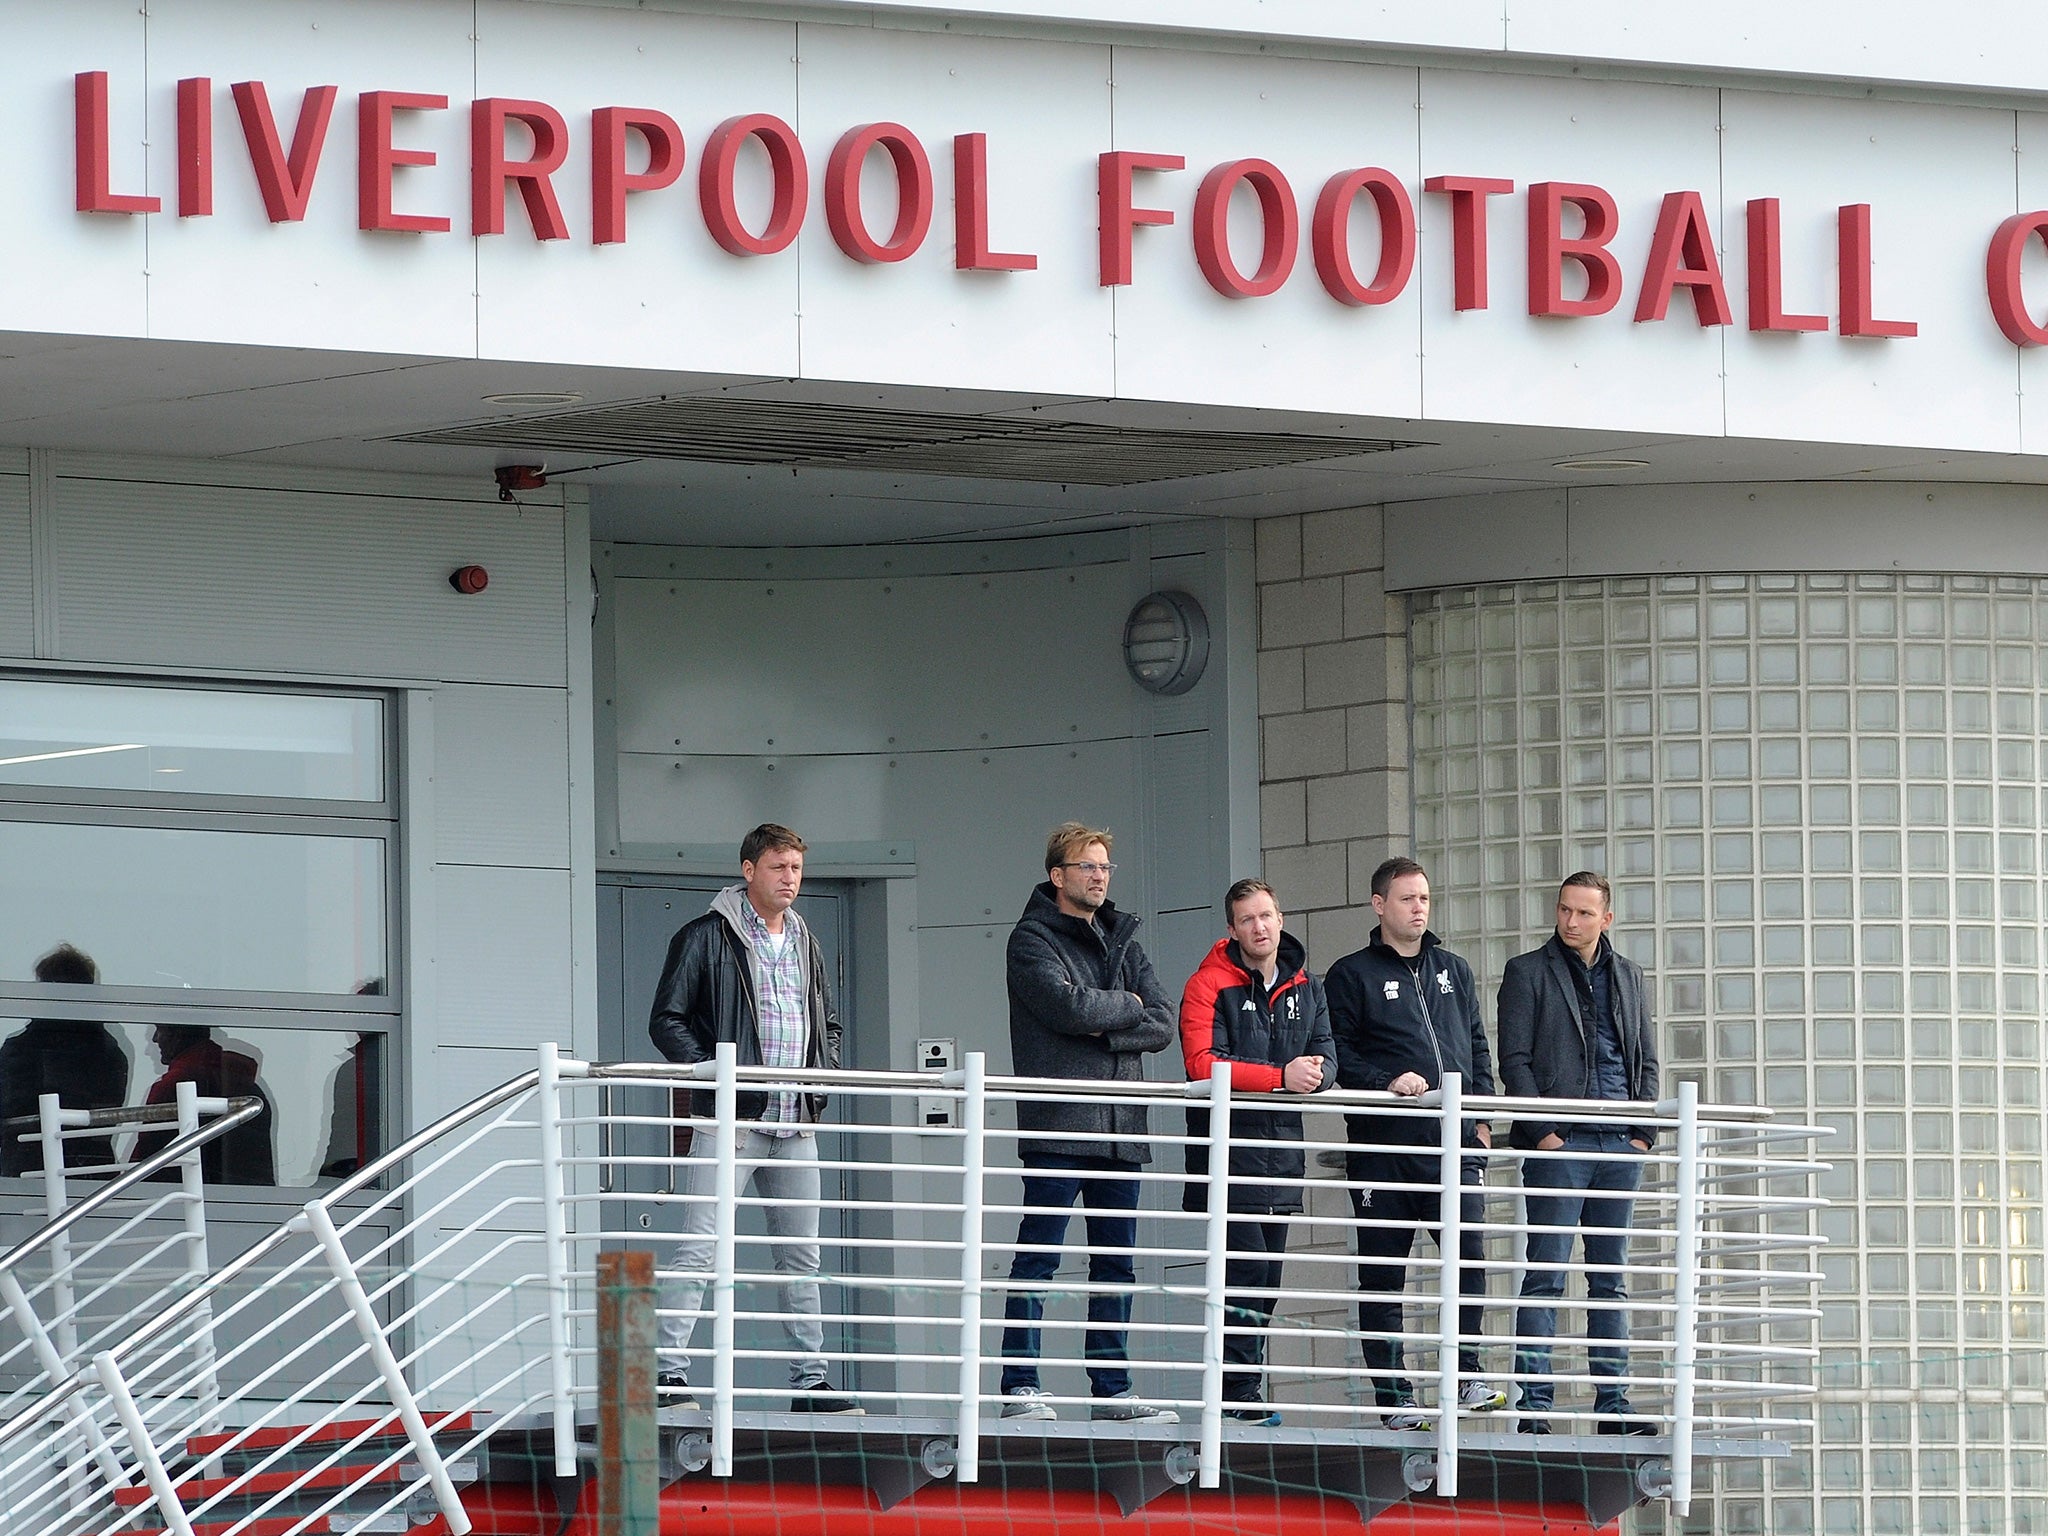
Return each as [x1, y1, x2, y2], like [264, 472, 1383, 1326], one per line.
[597, 1249, 661, 1536]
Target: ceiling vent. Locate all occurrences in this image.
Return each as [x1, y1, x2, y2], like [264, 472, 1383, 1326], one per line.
[394, 395, 1427, 486]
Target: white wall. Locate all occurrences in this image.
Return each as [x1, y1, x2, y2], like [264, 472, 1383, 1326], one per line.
[598, 520, 1256, 1078]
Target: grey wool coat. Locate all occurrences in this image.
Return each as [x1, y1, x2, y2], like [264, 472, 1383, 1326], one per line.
[1005, 881, 1177, 1164]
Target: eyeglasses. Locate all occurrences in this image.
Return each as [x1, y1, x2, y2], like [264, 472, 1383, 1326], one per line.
[1060, 861, 1117, 878]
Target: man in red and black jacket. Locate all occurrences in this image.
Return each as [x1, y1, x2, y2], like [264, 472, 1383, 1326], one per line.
[1180, 878, 1336, 1423]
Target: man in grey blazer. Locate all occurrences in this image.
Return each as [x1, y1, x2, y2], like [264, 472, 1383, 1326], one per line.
[1497, 872, 1660, 1435]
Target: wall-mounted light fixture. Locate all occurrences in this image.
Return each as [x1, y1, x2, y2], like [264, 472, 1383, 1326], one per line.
[1122, 589, 1210, 696]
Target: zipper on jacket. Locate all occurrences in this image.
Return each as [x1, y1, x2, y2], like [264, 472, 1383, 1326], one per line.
[1408, 954, 1447, 1081]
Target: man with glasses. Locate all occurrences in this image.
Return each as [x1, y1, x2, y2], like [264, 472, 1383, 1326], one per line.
[998, 822, 1179, 1422]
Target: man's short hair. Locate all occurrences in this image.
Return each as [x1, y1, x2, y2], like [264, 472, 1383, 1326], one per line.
[1560, 871, 1613, 911]
[1045, 821, 1114, 873]
[33, 943, 97, 986]
[1224, 878, 1278, 921]
[1370, 856, 1428, 900]
[740, 823, 807, 866]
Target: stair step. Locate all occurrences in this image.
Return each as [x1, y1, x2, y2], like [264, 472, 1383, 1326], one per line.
[115, 1461, 405, 1506]
[184, 1411, 475, 1458]
[119, 1518, 332, 1536]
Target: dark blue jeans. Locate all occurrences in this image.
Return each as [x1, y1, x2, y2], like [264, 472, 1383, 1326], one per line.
[1514, 1128, 1644, 1413]
[1000, 1154, 1140, 1398]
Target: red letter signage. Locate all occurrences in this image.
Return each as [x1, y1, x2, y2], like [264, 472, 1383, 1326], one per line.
[953, 133, 1036, 272]
[177, 77, 213, 217]
[1422, 176, 1512, 310]
[1528, 181, 1621, 318]
[358, 91, 450, 233]
[1192, 159, 1298, 298]
[1745, 198, 1828, 332]
[825, 123, 934, 264]
[1635, 190, 1732, 325]
[472, 98, 571, 239]
[1987, 211, 2048, 346]
[75, 71, 160, 214]
[700, 114, 807, 256]
[1312, 168, 1415, 307]
[1098, 151, 1184, 286]
[591, 107, 684, 246]
[231, 82, 338, 223]
[1837, 203, 1917, 338]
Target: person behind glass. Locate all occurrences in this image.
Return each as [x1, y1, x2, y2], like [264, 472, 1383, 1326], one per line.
[1499, 871, 1661, 1437]
[646, 823, 859, 1415]
[135, 1025, 277, 1186]
[0, 943, 129, 1177]
[1325, 856, 1504, 1430]
[1178, 878, 1336, 1426]
[999, 822, 1179, 1423]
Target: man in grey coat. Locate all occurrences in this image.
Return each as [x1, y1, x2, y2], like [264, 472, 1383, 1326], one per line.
[998, 822, 1178, 1422]
[1497, 872, 1661, 1435]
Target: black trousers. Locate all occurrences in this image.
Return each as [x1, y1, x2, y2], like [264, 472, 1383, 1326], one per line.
[1222, 1216, 1289, 1402]
[1348, 1151, 1488, 1405]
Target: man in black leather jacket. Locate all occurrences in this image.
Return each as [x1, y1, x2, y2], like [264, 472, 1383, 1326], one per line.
[646, 823, 858, 1413]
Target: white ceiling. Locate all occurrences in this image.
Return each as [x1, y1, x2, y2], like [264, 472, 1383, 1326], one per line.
[0, 330, 2037, 547]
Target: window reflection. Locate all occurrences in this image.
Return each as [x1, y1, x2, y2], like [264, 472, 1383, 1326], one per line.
[0, 822, 384, 993]
[0, 680, 382, 800]
[0, 944, 129, 1175]
[0, 1013, 381, 1189]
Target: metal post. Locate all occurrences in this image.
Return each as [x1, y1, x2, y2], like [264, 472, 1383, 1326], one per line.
[710, 1041, 740, 1477]
[1670, 1080, 1703, 1513]
[1198, 1062, 1234, 1489]
[95, 1352, 195, 1536]
[1435, 1072, 1462, 1499]
[537, 1042, 578, 1478]
[173, 1081, 222, 1440]
[598, 1250, 661, 1536]
[303, 1201, 473, 1535]
[0, 1270, 129, 1488]
[954, 1052, 987, 1482]
[35, 1095, 79, 1374]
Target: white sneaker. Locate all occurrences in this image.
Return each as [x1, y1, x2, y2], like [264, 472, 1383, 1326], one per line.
[1383, 1401, 1432, 1432]
[1001, 1386, 1057, 1420]
[1091, 1393, 1179, 1424]
[1458, 1380, 1508, 1413]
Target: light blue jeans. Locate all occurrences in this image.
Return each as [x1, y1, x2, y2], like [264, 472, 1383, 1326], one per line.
[659, 1127, 825, 1388]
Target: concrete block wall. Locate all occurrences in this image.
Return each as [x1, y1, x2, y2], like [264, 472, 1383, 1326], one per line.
[1255, 504, 1411, 962]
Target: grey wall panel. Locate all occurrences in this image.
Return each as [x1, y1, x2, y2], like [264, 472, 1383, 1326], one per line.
[1567, 481, 2048, 576]
[0, 476, 29, 659]
[434, 684, 573, 869]
[1384, 490, 1568, 591]
[1146, 906, 1224, 1022]
[408, 1046, 551, 1235]
[612, 561, 1133, 756]
[1146, 730, 1212, 913]
[434, 866, 575, 1048]
[617, 737, 1139, 928]
[914, 923, 1019, 1073]
[50, 477, 568, 684]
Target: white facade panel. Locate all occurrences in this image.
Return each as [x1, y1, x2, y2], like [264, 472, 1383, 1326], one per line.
[141, 0, 479, 357]
[48, 473, 569, 685]
[612, 563, 1134, 756]
[1106, 48, 1424, 417]
[792, 25, 1116, 396]
[0, 475, 29, 659]
[433, 864, 575, 1048]
[615, 736, 1140, 929]
[472, 2, 802, 375]
[1414, 71, 1726, 435]
[0, 1, 148, 339]
[433, 683, 574, 869]
[1719, 91, 2020, 451]
[2015, 110, 2048, 459]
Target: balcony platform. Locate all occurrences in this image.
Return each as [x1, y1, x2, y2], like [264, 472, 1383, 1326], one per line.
[480, 1409, 1786, 1529]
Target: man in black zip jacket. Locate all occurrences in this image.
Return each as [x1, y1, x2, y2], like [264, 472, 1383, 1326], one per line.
[1325, 856, 1502, 1428]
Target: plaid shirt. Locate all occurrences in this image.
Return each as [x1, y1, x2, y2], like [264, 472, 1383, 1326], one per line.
[738, 898, 808, 1132]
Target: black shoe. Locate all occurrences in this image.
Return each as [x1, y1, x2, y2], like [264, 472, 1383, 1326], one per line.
[1598, 1414, 1656, 1436]
[790, 1384, 866, 1415]
[1518, 1418, 1552, 1435]
[657, 1371, 698, 1410]
[1224, 1401, 1282, 1427]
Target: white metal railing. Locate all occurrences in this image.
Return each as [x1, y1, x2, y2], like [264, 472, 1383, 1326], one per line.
[0, 1043, 1829, 1535]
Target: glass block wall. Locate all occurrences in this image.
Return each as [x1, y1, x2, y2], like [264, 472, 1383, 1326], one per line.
[1409, 574, 2048, 1536]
